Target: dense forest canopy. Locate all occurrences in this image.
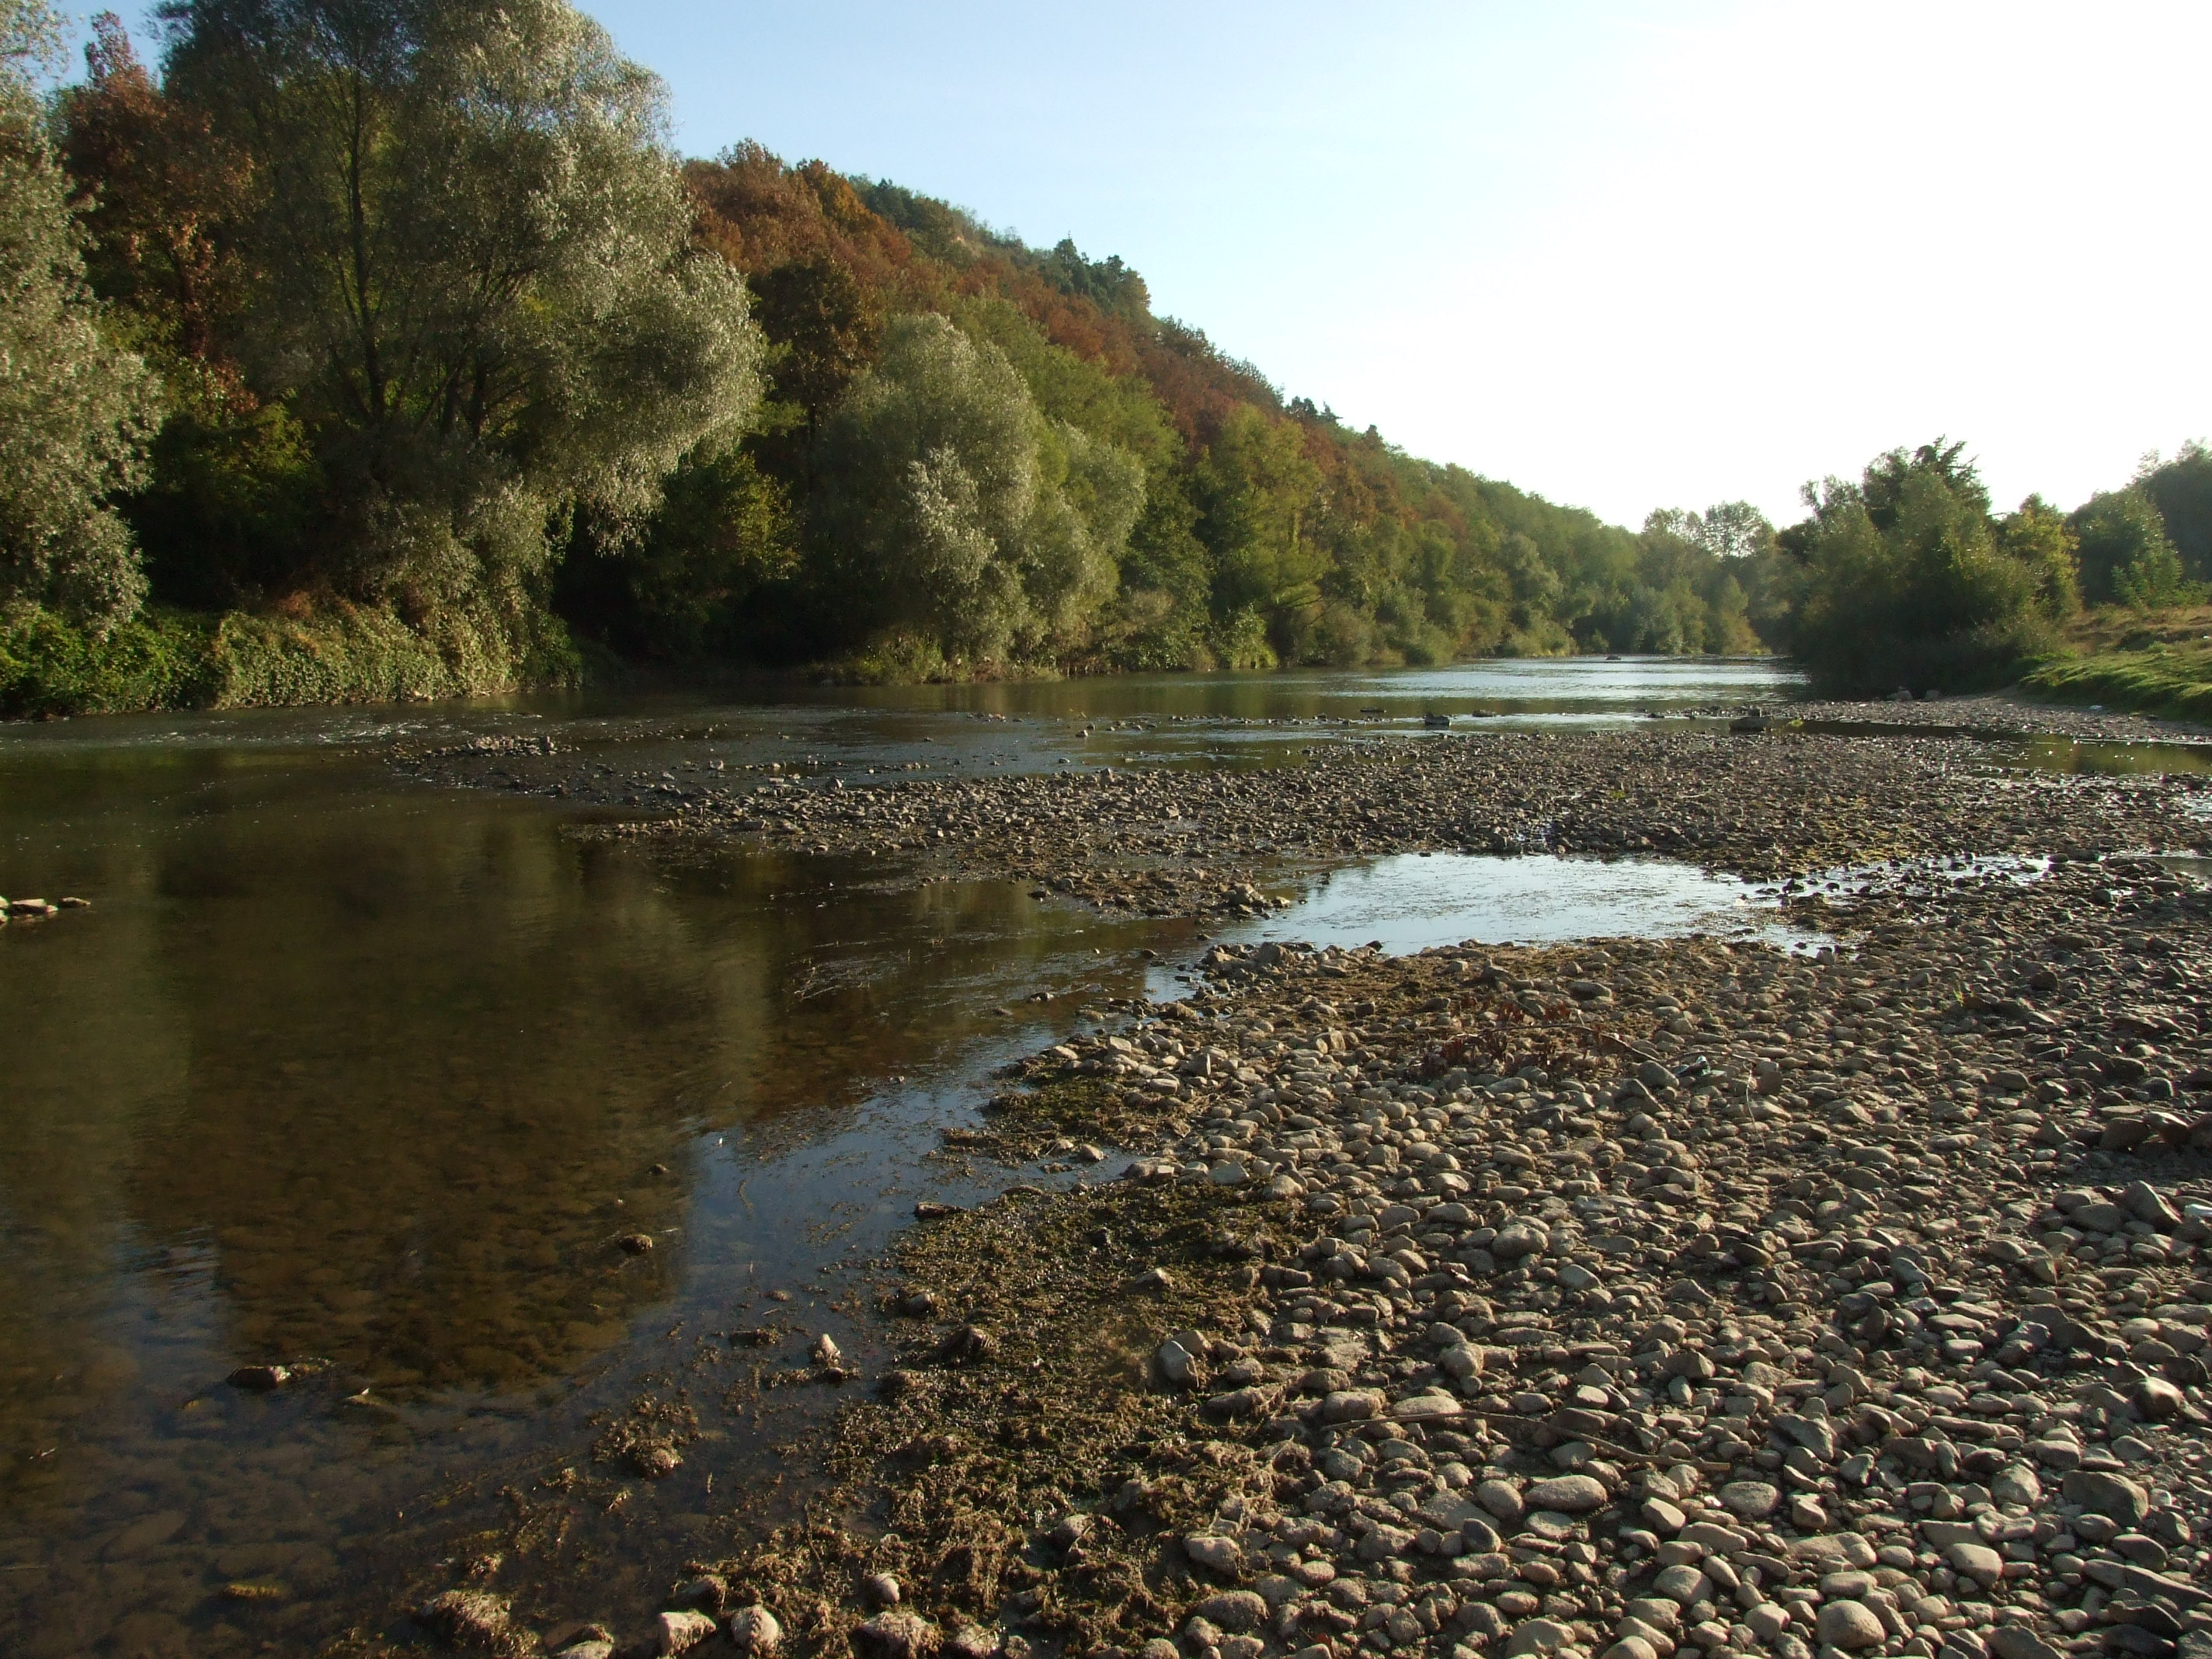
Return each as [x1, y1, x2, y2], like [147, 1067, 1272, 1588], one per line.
[2, 0, 2206, 705]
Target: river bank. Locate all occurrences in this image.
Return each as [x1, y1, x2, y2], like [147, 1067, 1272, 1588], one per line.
[1782, 700, 2210, 745]
[381, 716, 2212, 1659]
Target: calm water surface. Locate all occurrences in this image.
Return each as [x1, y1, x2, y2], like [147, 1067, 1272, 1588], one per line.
[0, 654, 1939, 1656]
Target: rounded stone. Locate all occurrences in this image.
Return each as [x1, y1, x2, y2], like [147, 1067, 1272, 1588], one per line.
[853, 1612, 940, 1659]
[2061, 1470, 2150, 1525]
[727, 1606, 782, 1654]
[1476, 1479, 1526, 1522]
[1525, 1475, 1609, 1514]
[1717, 1480, 1781, 1519]
[1186, 1536, 1243, 1574]
[659, 1610, 718, 1655]
[1504, 1618, 1575, 1657]
[1192, 1591, 1268, 1633]
[1946, 1542, 2004, 1586]
[1493, 1222, 1549, 1260]
[1815, 1601, 1886, 1651]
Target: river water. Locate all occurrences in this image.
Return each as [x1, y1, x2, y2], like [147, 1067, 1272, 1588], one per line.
[0, 656, 2185, 1656]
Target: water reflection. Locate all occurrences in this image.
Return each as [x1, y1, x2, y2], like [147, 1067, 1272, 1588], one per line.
[1995, 736, 2212, 777]
[0, 743, 1185, 1654]
[0, 657, 1804, 777]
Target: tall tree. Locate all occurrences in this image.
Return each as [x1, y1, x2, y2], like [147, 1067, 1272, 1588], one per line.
[158, 0, 763, 610]
[1191, 405, 1323, 651]
[2137, 443, 2212, 586]
[58, 14, 249, 370]
[0, 0, 162, 626]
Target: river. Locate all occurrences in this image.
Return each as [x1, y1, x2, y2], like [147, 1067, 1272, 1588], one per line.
[0, 655, 2165, 1656]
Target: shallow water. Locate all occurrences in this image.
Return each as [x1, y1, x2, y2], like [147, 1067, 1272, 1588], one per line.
[1194, 852, 1825, 962]
[0, 743, 1188, 1654]
[5, 650, 2109, 1654]
[1995, 736, 2212, 777]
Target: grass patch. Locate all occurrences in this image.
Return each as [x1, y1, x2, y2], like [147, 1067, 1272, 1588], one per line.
[2001, 603, 2212, 723]
[963, 1074, 1191, 1165]
[2058, 601, 2212, 656]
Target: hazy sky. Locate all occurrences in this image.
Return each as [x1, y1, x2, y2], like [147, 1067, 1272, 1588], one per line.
[108, 1, 2212, 529]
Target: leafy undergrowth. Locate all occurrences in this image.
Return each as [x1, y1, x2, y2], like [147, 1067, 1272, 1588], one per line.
[0, 600, 581, 718]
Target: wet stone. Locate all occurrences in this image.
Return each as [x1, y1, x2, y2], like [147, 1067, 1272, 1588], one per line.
[416, 1589, 519, 1653]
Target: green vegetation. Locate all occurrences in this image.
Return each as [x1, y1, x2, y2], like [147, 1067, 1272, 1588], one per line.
[2023, 643, 2212, 723]
[0, 0, 160, 627]
[1779, 442, 2070, 695]
[0, 0, 2203, 715]
[9, 0, 753, 715]
[1760, 440, 2210, 702]
[0, 598, 577, 717]
[2018, 603, 2212, 724]
[2, 0, 1789, 714]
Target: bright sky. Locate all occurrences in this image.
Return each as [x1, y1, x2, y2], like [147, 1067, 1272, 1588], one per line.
[103, 1, 2212, 530]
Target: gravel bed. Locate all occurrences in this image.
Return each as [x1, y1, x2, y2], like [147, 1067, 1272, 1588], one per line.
[406, 847, 2212, 1659]
[395, 730, 2209, 919]
[712, 857, 2211, 1659]
[389, 729, 2212, 1659]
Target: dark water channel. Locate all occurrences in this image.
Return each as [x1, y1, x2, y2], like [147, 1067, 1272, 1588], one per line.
[4, 656, 2193, 1656]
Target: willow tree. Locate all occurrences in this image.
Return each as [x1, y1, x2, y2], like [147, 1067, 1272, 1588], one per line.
[812, 314, 1142, 664]
[0, 0, 161, 626]
[158, 0, 763, 614]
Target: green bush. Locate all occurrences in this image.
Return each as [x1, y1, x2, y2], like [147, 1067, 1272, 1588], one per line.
[0, 605, 218, 715]
[2071, 488, 2198, 608]
[1788, 441, 2063, 695]
[0, 600, 579, 718]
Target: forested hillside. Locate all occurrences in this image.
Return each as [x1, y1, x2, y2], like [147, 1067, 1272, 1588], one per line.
[0, 0, 2205, 713]
[561, 141, 1786, 676]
